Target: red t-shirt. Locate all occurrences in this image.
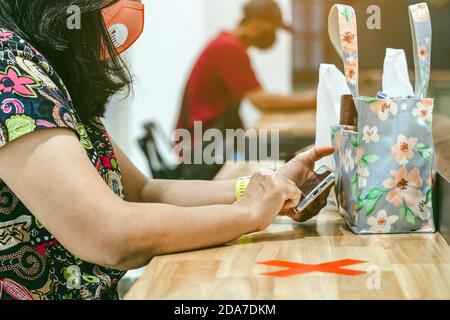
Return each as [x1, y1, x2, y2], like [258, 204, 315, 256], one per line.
[177, 32, 261, 131]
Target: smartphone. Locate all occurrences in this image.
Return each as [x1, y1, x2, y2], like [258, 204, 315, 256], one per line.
[294, 165, 336, 213]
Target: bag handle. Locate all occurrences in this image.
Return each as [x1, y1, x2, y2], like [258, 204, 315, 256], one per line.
[328, 3, 432, 99]
[328, 4, 359, 99]
[409, 3, 432, 99]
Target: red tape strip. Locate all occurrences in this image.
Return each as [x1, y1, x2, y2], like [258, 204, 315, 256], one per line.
[257, 259, 368, 277]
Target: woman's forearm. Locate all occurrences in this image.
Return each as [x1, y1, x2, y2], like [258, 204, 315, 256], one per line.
[138, 179, 236, 206]
[109, 201, 253, 270]
[111, 139, 238, 206]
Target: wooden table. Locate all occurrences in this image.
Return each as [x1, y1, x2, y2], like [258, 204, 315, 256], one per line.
[126, 182, 450, 300]
[125, 202, 450, 299]
[252, 110, 316, 138]
[125, 115, 450, 300]
[252, 110, 316, 160]
[433, 115, 450, 181]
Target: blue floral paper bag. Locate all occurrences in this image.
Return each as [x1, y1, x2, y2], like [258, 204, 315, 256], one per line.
[329, 3, 436, 233]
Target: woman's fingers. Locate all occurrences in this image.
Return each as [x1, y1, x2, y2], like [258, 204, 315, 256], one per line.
[305, 146, 335, 163]
[272, 175, 302, 210]
[238, 170, 304, 231]
[281, 184, 302, 210]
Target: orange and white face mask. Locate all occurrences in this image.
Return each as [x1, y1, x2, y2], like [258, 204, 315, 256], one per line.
[102, 0, 145, 59]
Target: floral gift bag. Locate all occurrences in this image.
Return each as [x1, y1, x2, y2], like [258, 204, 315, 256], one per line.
[329, 3, 436, 234]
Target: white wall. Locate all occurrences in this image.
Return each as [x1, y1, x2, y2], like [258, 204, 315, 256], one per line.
[104, 0, 293, 174]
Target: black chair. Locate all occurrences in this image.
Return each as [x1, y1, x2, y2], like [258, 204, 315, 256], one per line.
[138, 121, 224, 181]
[138, 122, 180, 179]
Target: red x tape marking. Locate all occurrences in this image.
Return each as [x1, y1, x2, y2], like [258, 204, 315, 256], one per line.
[257, 259, 368, 277]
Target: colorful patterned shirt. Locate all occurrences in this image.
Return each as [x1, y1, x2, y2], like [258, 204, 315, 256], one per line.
[0, 30, 126, 300]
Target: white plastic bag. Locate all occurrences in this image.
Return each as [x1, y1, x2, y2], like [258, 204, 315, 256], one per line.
[382, 48, 414, 97]
[315, 64, 350, 170]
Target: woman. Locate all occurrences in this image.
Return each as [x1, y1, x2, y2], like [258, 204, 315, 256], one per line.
[0, 0, 333, 300]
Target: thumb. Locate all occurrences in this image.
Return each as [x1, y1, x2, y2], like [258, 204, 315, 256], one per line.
[303, 146, 335, 164]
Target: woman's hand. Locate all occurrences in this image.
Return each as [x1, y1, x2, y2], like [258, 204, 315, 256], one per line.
[276, 146, 335, 223]
[234, 169, 302, 232]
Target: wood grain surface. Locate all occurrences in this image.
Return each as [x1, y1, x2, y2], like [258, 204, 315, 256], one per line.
[124, 114, 450, 300]
[125, 206, 450, 300]
[252, 110, 316, 138]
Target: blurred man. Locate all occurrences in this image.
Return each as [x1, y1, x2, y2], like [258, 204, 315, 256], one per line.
[176, 0, 316, 179]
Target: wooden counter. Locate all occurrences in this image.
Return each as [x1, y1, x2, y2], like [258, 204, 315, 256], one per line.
[433, 115, 450, 181]
[124, 115, 450, 300]
[125, 201, 450, 300]
[252, 110, 316, 138]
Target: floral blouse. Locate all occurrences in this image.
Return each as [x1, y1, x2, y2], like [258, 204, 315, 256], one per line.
[0, 29, 126, 300]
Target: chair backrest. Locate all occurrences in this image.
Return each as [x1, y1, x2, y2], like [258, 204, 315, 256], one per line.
[138, 121, 180, 179]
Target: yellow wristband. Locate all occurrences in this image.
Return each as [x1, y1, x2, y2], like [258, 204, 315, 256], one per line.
[235, 176, 251, 200]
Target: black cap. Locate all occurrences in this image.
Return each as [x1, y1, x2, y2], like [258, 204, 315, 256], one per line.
[243, 0, 293, 32]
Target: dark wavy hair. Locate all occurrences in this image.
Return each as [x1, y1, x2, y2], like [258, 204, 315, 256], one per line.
[0, 0, 132, 122]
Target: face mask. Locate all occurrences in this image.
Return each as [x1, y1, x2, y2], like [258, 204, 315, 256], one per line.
[102, 0, 145, 59]
[254, 29, 277, 50]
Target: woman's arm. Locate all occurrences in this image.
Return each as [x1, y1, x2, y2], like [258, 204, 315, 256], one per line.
[0, 129, 300, 271]
[111, 139, 236, 206]
[140, 179, 236, 206]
